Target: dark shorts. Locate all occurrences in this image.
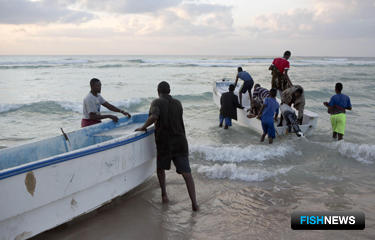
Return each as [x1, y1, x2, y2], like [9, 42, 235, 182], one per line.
[157, 155, 191, 174]
[240, 80, 254, 94]
[262, 120, 276, 139]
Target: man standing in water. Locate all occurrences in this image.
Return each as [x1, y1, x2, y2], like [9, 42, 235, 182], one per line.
[269, 51, 293, 95]
[81, 78, 131, 127]
[324, 83, 352, 141]
[233, 67, 254, 107]
[135, 81, 199, 211]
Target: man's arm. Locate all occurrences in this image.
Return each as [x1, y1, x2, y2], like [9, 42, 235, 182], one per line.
[234, 74, 239, 87]
[274, 107, 279, 121]
[135, 115, 158, 131]
[284, 70, 293, 87]
[102, 102, 131, 118]
[257, 104, 266, 120]
[89, 112, 119, 122]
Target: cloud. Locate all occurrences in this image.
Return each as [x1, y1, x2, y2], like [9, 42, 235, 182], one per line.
[0, 0, 93, 24]
[146, 3, 234, 36]
[249, 0, 375, 39]
[76, 0, 183, 14]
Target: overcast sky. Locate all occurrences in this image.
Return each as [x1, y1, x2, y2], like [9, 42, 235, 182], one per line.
[0, 0, 374, 56]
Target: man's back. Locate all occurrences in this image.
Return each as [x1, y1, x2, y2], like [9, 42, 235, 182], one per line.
[237, 71, 253, 82]
[221, 92, 237, 108]
[150, 95, 188, 157]
[261, 97, 279, 122]
[253, 87, 270, 102]
[272, 58, 290, 74]
[329, 94, 351, 109]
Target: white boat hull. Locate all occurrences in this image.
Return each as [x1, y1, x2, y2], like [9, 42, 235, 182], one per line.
[0, 114, 156, 240]
[213, 80, 319, 136]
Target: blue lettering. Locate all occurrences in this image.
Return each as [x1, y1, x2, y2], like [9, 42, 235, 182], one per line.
[300, 216, 307, 224]
[310, 216, 316, 224]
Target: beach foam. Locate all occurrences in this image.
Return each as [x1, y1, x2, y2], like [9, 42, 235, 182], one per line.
[190, 144, 295, 163]
[331, 141, 375, 164]
[193, 163, 293, 182]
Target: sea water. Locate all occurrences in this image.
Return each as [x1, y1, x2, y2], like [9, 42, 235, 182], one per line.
[1, 56, 375, 239]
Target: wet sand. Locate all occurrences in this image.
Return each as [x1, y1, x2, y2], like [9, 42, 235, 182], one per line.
[32, 169, 375, 240]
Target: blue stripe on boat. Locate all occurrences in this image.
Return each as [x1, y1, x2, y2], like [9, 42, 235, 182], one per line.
[0, 129, 154, 180]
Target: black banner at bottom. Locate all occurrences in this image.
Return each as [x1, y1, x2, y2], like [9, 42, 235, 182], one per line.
[291, 211, 365, 230]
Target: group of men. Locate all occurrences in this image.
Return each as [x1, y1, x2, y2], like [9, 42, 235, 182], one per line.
[79, 51, 352, 211]
[219, 51, 352, 143]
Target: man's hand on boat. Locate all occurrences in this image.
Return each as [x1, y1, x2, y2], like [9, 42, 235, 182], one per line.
[120, 110, 131, 118]
[109, 115, 119, 123]
[135, 115, 158, 132]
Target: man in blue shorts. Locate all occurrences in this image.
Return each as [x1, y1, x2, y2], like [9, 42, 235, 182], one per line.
[257, 88, 279, 144]
[234, 67, 254, 108]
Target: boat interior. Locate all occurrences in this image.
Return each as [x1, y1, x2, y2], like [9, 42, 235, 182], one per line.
[0, 114, 148, 171]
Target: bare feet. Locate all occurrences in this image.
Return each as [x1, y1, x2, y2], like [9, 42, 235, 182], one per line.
[162, 194, 169, 204]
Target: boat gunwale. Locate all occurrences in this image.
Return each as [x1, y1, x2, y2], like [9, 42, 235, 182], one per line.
[0, 123, 155, 181]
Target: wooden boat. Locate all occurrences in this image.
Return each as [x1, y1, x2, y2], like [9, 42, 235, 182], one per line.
[213, 80, 319, 136]
[0, 114, 156, 240]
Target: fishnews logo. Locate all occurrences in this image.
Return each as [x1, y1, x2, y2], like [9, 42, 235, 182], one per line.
[291, 211, 365, 230]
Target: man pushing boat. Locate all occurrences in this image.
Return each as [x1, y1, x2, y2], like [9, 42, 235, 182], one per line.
[233, 67, 254, 107]
[81, 78, 131, 127]
[278, 85, 305, 126]
[135, 81, 199, 211]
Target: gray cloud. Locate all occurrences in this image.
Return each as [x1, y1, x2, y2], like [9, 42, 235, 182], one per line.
[0, 0, 93, 24]
[149, 3, 234, 36]
[76, 0, 183, 14]
[250, 0, 375, 39]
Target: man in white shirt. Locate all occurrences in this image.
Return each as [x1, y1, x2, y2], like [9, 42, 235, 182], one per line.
[81, 78, 131, 127]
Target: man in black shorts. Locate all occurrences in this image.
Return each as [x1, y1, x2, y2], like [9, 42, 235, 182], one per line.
[233, 67, 254, 108]
[135, 81, 199, 211]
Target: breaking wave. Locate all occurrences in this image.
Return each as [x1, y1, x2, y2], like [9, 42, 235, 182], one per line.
[0, 59, 91, 69]
[190, 144, 296, 163]
[0, 98, 143, 114]
[329, 141, 375, 164]
[193, 163, 293, 182]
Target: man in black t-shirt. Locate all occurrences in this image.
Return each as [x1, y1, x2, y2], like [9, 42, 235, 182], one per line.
[135, 81, 199, 211]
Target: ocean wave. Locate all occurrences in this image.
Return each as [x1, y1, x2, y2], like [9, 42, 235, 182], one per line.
[329, 141, 375, 164]
[127, 59, 145, 63]
[190, 144, 295, 163]
[174, 92, 212, 102]
[0, 59, 91, 69]
[96, 64, 130, 68]
[0, 98, 143, 114]
[124, 57, 375, 68]
[0, 65, 55, 69]
[193, 163, 293, 182]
